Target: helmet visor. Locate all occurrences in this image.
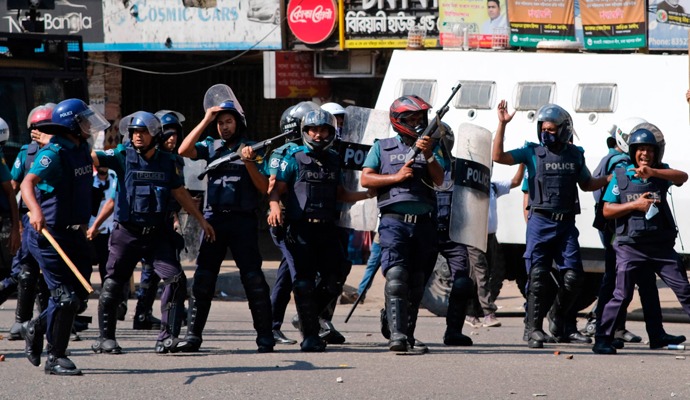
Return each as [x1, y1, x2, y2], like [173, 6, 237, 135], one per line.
[77, 106, 110, 134]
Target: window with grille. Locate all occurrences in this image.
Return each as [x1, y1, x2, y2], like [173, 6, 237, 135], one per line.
[399, 79, 436, 105]
[574, 83, 617, 113]
[514, 82, 555, 111]
[454, 80, 495, 109]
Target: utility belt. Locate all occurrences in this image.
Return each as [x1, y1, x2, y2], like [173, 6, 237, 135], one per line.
[119, 221, 157, 236]
[382, 212, 433, 224]
[532, 208, 574, 222]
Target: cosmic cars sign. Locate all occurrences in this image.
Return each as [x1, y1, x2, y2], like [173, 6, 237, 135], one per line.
[287, 0, 338, 44]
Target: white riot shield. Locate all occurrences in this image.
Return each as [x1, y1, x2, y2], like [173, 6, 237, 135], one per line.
[203, 84, 244, 114]
[337, 106, 391, 231]
[449, 123, 492, 252]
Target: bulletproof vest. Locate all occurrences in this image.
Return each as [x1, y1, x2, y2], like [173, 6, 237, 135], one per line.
[613, 167, 676, 244]
[38, 143, 93, 226]
[376, 137, 436, 210]
[528, 144, 583, 214]
[17, 143, 40, 212]
[205, 140, 258, 213]
[436, 168, 453, 230]
[592, 151, 629, 231]
[289, 149, 340, 221]
[116, 146, 174, 226]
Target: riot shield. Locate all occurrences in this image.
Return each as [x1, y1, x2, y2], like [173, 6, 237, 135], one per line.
[203, 83, 244, 115]
[449, 123, 492, 252]
[336, 106, 391, 231]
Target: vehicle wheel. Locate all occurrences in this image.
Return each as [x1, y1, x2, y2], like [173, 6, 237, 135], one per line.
[420, 255, 452, 317]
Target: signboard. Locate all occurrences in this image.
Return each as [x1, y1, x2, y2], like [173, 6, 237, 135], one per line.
[263, 51, 330, 99]
[287, 0, 338, 44]
[648, 0, 690, 49]
[438, 0, 509, 49]
[343, 0, 439, 48]
[0, 0, 282, 51]
[580, 0, 645, 50]
[507, 0, 576, 47]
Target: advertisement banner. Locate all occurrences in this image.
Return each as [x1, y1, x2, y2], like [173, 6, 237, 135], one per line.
[507, 0, 576, 47]
[648, 0, 690, 49]
[438, 0, 509, 49]
[580, 0, 646, 50]
[343, 0, 439, 48]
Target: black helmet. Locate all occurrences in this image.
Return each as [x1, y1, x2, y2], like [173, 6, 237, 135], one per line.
[155, 110, 185, 150]
[536, 104, 573, 144]
[281, 101, 320, 140]
[301, 109, 337, 152]
[628, 128, 660, 167]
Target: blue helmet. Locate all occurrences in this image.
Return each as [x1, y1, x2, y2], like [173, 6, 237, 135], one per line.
[119, 111, 163, 152]
[217, 100, 247, 133]
[155, 110, 185, 146]
[628, 128, 660, 167]
[43, 98, 110, 136]
[301, 109, 337, 152]
[536, 104, 573, 144]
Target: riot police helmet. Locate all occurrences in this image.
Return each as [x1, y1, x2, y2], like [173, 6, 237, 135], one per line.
[41, 98, 110, 137]
[155, 110, 185, 148]
[432, 122, 454, 157]
[119, 111, 163, 153]
[301, 109, 337, 152]
[27, 104, 55, 129]
[321, 102, 346, 116]
[281, 101, 320, 139]
[389, 95, 431, 138]
[613, 117, 647, 153]
[536, 104, 573, 144]
[628, 125, 664, 167]
[217, 99, 247, 134]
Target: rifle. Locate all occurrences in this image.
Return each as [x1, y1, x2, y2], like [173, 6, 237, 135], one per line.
[197, 131, 293, 180]
[405, 83, 462, 162]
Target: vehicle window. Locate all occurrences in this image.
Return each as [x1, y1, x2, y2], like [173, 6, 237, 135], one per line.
[514, 82, 555, 111]
[399, 79, 436, 105]
[574, 83, 617, 113]
[454, 80, 496, 109]
[0, 78, 28, 149]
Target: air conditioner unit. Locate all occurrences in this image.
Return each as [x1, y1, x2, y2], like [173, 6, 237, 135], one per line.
[314, 50, 376, 78]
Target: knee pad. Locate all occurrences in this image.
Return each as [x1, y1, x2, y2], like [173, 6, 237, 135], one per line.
[192, 269, 217, 302]
[241, 270, 267, 288]
[528, 266, 551, 293]
[51, 285, 81, 313]
[562, 269, 584, 292]
[450, 276, 474, 299]
[100, 278, 123, 307]
[292, 279, 314, 298]
[385, 267, 409, 297]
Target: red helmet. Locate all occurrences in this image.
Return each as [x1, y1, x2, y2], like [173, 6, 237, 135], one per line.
[27, 104, 55, 129]
[389, 95, 431, 138]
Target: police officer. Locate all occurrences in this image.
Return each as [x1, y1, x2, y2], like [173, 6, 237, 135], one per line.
[268, 109, 372, 352]
[492, 100, 608, 348]
[5, 107, 52, 340]
[587, 118, 647, 344]
[20, 98, 109, 375]
[268, 102, 319, 345]
[594, 125, 689, 354]
[361, 95, 444, 353]
[132, 110, 186, 331]
[0, 116, 21, 301]
[432, 123, 474, 346]
[91, 111, 215, 355]
[175, 99, 274, 353]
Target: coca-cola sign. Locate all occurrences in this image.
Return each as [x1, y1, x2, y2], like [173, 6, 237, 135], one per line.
[287, 0, 337, 44]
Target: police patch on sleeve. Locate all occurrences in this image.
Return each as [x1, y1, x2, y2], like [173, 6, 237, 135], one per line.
[611, 184, 620, 196]
[38, 155, 52, 168]
[280, 160, 288, 172]
[270, 158, 279, 169]
[104, 149, 115, 156]
[13, 158, 20, 169]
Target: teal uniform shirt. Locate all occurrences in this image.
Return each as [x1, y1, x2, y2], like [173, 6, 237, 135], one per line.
[95, 143, 185, 191]
[29, 135, 88, 194]
[362, 135, 445, 215]
[11, 144, 30, 182]
[268, 141, 300, 176]
[602, 163, 673, 204]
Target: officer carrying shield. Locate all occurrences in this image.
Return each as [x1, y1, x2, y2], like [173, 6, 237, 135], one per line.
[268, 109, 372, 352]
[361, 95, 444, 353]
[492, 100, 608, 349]
[20, 98, 109, 375]
[91, 111, 215, 355]
[174, 90, 275, 353]
[594, 124, 689, 354]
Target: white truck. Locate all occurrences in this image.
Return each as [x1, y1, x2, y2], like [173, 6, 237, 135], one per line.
[374, 49, 690, 314]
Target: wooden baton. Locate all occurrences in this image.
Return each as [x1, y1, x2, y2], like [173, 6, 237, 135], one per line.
[27, 212, 94, 294]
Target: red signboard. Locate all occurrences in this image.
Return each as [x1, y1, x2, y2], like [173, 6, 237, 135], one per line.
[274, 51, 330, 99]
[287, 0, 338, 44]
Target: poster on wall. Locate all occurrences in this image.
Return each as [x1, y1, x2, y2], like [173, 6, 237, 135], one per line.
[648, 0, 690, 49]
[580, 0, 646, 50]
[507, 0, 576, 47]
[343, 0, 439, 48]
[438, 0, 509, 49]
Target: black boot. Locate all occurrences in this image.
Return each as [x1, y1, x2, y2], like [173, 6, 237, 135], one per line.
[11, 268, 38, 340]
[92, 279, 122, 354]
[444, 276, 474, 346]
[526, 266, 552, 349]
[380, 307, 390, 340]
[550, 269, 584, 343]
[293, 279, 326, 352]
[384, 267, 409, 352]
[156, 278, 187, 354]
[133, 276, 161, 330]
[319, 319, 346, 344]
[592, 336, 617, 355]
[45, 289, 82, 376]
[170, 297, 209, 353]
[22, 313, 46, 366]
[243, 271, 274, 353]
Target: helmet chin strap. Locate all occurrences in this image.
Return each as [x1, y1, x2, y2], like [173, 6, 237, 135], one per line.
[134, 140, 157, 154]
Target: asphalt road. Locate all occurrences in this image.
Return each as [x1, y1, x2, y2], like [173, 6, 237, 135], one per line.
[1, 295, 690, 400]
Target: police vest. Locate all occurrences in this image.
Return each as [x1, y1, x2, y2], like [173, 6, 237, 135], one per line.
[436, 168, 453, 230]
[592, 151, 629, 231]
[15, 142, 40, 212]
[38, 143, 93, 226]
[528, 144, 583, 214]
[614, 168, 676, 244]
[289, 149, 340, 221]
[205, 140, 258, 213]
[116, 147, 174, 226]
[376, 137, 435, 210]
[166, 155, 184, 218]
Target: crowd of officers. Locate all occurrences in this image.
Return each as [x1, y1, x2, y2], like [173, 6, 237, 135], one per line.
[0, 86, 689, 376]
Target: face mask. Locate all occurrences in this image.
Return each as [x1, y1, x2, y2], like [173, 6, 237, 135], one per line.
[540, 131, 557, 146]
